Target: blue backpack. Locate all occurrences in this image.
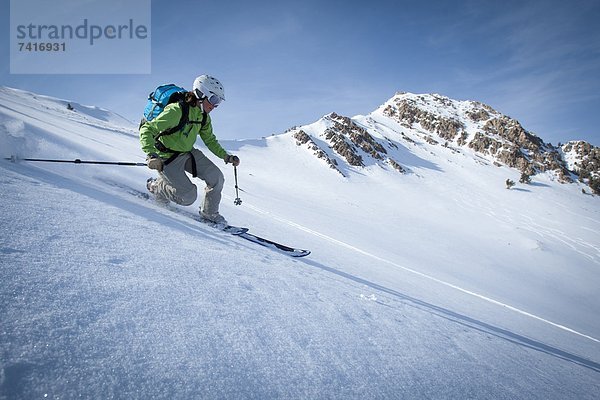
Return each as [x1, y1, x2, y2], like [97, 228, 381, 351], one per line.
[143, 84, 187, 122]
[142, 84, 207, 152]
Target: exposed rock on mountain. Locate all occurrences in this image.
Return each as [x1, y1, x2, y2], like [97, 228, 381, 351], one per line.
[382, 94, 466, 143]
[562, 141, 600, 193]
[292, 112, 406, 176]
[293, 129, 344, 176]
[290, 91, 597, 193]
[382, 93, 575, 182]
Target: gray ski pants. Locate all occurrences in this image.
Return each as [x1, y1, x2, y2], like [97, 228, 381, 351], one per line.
[153, 148, 225, 215]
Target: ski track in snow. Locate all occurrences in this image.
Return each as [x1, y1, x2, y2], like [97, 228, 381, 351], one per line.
[447, 183, 600, 265]
[240, 201, 600, 344]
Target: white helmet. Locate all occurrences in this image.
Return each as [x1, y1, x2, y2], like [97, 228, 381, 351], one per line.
[193, 75, 225, 106]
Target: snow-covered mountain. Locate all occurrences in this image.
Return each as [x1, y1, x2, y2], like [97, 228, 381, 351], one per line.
[288, 92, 599, 191]
[1, 86, 599, 399]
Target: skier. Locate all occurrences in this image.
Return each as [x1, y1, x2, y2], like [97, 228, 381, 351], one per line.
[140, 75, 240, 225]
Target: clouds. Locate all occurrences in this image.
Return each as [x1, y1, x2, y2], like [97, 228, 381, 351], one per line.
[168, 0, 600, 144]
[412, 0, 600, 143]
[1, 0, 598, 145]
[227, 15, 302, 48]
[486, 1, 600, 141]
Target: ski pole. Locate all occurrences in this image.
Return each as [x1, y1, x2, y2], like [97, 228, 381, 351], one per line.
[233, 165, 242, 206]
[4, 156, 147, 167]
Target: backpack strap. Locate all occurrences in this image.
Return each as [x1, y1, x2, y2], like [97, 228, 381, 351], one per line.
[153, 101, 208, 158]
[155, 100, 190, 140]
[184, 107, 208, 128]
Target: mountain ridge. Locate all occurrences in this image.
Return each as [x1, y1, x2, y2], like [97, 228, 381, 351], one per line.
[286, 91, 599, 194]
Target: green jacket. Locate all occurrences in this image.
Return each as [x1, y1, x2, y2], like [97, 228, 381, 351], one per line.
[139, 102, 228, 160]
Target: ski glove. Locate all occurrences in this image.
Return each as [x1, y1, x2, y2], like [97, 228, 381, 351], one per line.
[224, 154, 240, 167]
[146, 153, 164, 172]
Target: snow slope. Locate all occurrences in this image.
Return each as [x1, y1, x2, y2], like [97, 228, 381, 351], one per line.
[1, 87, 599, 399]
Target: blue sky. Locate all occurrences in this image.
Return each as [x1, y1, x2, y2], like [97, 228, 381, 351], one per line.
[2, 0, 599, 146]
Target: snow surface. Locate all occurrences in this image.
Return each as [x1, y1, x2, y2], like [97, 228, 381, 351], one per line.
[0, 87, 599, 399]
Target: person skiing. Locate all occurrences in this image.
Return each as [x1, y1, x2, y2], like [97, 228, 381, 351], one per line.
[139, 74, 240, 225]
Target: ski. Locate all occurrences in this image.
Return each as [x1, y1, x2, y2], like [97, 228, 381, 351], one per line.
[103, 180, 248, 235]
[236, 232, 311, 257]
[199, 220, 248, 235]
[105, 180, 310, 257]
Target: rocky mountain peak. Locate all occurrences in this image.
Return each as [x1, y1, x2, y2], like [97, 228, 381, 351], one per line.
[289, 91, 598, 194]
[379, 92, 577, 183]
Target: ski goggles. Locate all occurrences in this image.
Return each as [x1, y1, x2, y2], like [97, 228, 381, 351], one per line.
[194, 88, 222, 107]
